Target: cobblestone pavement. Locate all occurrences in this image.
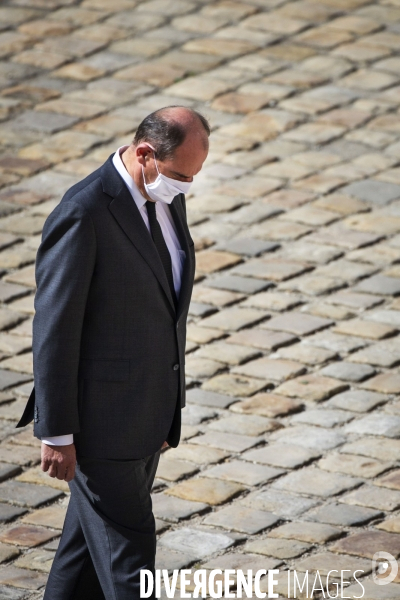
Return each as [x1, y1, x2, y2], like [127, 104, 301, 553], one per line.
[0, 0, 400, 598]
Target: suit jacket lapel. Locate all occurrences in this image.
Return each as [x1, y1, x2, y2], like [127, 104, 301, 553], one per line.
[102, 157, 177, 316]
[102, 156, 194, 320]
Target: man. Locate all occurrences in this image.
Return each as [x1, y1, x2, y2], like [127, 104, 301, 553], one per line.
[16, 106, 210, 599]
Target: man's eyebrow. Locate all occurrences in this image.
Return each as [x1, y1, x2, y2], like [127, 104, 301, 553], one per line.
[169, 169, 192, 179]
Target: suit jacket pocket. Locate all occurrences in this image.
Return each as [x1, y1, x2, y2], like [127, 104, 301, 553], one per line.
[78, 359, 130, 381]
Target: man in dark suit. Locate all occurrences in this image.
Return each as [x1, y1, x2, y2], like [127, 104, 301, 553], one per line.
[16, 106, 210, 599]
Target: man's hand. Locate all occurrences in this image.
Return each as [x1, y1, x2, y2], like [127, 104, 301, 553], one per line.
[161, 441, 169, 450]
[41, 442, 76, 482]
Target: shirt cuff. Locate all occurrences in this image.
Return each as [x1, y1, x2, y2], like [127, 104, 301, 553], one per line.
[41, 434, 74, 446]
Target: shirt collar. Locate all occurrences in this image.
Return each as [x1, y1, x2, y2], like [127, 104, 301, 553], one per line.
[112, 145, 147, 210]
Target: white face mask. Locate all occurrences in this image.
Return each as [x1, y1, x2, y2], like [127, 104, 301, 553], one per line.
[142, 144, 193, 204]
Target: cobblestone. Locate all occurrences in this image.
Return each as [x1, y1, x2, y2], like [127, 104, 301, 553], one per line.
[269, 425, 347, 450]
[263, 312, 333, 336]
[152, 493, 208, 523]
[232, 357, 306, 382]
[196, 341, 260, 366]
[203, 505, 278, 535]
[245, 537, 312, 560]
[243, 442, 320, 469]
[14, 549, 55, 574]
[167, 443, 228, 465]
[0, 481, 62, 507]
[202, 372, 270, 397]
[0, 504, 26, 524]
[267, 521, 342, 544]
[0, 541, 19, 563]
[207, 274, 270, 294]
[341, 484, 400, 512]
[230, 392, 302, 418]
[354, 273, 400, 296]
[21, 505, 66, 530]
[165, 477, 244, 506]
[191, 430, 261, 453]
[344, 413, 400, 437]
[376, 469, 400, 491]
[340, 438, 400, 463]
[197, 306, 268, 331]
[0, 525, 58, 547]
[318, 452, 391, 479]
[304, 502, 382, 527]
[376, 515, 400, 533]
[271, 466, 362, 498]
[361, 371, 400, 393]
[326, 389, 387, 413]
[0, 566, 47, 590]
[202, 460, 284, 486]
[295, 551, 371, 576]
[241, 488, 319, 519]
[227, 329, 296, 351]
[319, 361, 376, 382]
[331, 529, 400, 559]
[186, 388, 235, 409]
[345, 580, 400, 599]
[273, 374, 348, 402]
[290, 408, 354, 428]
[202, 551, 281, 571]
[158, 527, 235, 558]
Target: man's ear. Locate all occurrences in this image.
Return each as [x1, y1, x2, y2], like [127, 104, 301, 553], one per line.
[135, 144, 153, 167]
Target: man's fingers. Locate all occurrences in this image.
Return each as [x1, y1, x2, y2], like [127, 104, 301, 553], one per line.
[55, 458, 76, 480]
[45, 459, 76, 481]
[55, 464, 66, 480]
[47, 463, 58, 478]
[41, 442, 76, 481]
[65, 464, 76, 482]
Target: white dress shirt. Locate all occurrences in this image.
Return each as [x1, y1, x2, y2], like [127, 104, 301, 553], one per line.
[42, 146, 185, 447]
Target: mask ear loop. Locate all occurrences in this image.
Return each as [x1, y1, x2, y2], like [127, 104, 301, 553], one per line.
[152, 153, 161, 176]
[146, 144, 161, 176]
[142, 143, 160, 184]
[141, 164, 148, 185]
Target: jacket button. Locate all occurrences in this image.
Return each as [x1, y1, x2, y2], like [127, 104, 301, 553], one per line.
[173, 364, 180, 371]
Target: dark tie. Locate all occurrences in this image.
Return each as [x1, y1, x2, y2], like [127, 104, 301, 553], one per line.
[146, 200, 177, 308]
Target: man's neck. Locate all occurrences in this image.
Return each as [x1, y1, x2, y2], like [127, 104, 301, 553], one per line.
[120, 146, 151, 201]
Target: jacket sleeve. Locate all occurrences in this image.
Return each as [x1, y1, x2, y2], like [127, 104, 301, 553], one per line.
[32, 199, 96, 438]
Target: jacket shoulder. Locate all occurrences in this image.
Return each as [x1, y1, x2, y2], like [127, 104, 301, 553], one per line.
[59, 156, 119, 215]
[64, 170, 102, 200]
[62, 167, 105, 209]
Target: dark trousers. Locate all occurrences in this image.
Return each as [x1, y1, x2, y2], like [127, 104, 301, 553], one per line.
[44, 450, 161, 600]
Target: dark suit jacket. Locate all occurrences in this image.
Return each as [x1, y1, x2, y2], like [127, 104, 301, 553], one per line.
[16, 154, 196, 459]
